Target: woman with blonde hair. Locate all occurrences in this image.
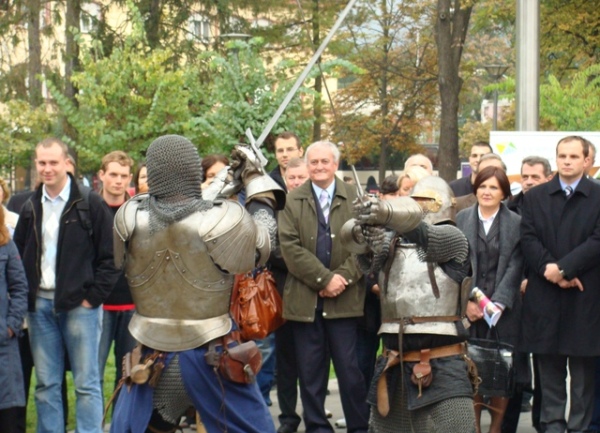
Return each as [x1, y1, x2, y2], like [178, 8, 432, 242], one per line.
[0, 206, 29, 433]
[397, 166, 429, 196]
[0, 178, 18, 235]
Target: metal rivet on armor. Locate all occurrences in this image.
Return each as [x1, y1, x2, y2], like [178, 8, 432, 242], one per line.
[317, 277, 322, 283]
[182, 269, 186, 273]
[331, 234, 336, 238]
[322, 312, 327, 317]
[151, 267, 154, 270]
[157, 253, 161, 256]
[348, 279, 353, 284]
[166, 257, 170, 261]
[213, 240, 217, 244]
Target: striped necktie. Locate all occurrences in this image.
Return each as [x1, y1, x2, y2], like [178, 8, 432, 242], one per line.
[319, 190, 330, 223]
[565, 185, 573, 198]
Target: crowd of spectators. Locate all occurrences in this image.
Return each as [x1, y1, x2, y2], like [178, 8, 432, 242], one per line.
[2, 133, 600, 433]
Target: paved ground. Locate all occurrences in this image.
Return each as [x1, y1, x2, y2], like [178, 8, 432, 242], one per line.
[170, 378, 539, 433]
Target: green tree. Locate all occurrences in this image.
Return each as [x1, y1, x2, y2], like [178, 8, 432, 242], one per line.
[199, 38, 315, 161]
[0, 100, 54, 179]
[330, 0, 439, 182]
[46, 5, 314, 173]
[541, 64, 600, 131]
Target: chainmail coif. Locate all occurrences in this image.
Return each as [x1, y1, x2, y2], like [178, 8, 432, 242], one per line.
[144, 134, 213, 233]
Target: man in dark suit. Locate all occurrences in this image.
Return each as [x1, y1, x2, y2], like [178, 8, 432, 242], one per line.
[450, 141, 493, 197]
[279, 141, 368, 433]
[268, 129, 304, 433]
[520, 135, 600, 433]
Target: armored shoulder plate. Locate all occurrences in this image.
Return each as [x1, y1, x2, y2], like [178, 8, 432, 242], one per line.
[113, 194, 146, 269]
[199, 200, 259, 274]
[114, 194, 146, 242]
[245, 174, 286, 210]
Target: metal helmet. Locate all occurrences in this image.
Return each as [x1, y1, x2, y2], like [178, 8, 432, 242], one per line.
[410, 175, 457, 225]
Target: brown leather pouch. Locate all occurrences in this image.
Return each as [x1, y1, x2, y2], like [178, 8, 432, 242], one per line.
[410, 349, 433, 398]
[218, 340, 262, 384]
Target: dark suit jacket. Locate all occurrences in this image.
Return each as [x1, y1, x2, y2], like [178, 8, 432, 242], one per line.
[520, 175, 600, 355]
[456, 203, 523, 346]
[450, 176, 473, 197]
[269, 166, 287, 192]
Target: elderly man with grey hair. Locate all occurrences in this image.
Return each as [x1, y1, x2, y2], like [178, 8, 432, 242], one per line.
[279, 141, 369, 433]
[404, 153, 433, 175]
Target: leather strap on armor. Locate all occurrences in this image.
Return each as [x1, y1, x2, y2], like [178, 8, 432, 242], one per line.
[376, 343, 466, 416]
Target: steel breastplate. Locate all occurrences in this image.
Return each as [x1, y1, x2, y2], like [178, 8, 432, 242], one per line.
[125, 210, 234, 351]
[379, 243, 460, 336]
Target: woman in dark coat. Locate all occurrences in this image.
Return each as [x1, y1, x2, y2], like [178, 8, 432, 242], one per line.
[456, 166, 523, 433]
[0, 206, 29, 433]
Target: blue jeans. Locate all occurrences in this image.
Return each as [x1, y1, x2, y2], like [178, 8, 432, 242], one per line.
[256, 333, 276, 406]
[28, 297, 104, 433]
[98, 309, 136, 393]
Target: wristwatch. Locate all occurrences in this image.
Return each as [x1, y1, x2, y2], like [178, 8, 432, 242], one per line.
[558, 267, 565, 278]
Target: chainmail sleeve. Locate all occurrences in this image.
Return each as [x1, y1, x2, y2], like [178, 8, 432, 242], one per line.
[246, 201, 278, 264]
[404, 222, 468, 265]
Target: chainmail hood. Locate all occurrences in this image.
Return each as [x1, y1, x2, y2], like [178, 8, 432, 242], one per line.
[144, 134, 213, 233]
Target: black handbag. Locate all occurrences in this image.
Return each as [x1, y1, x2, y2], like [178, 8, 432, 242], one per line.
[467, 328, 516, 397]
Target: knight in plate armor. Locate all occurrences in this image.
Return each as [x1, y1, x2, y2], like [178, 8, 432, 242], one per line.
[110, 135, 283, 433]
[341, 175, 477, 433]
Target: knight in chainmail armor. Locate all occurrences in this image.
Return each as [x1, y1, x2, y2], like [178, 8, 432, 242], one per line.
[110, 135, 283, 433]
[341, 176, 476, 433]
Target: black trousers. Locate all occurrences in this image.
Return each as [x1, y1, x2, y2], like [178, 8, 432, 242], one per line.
[537, 354, 595, 433]
[275, 321, 302, 430]
[292, 315, 369, 433]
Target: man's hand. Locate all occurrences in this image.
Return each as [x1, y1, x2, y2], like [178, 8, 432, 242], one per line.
[466, 300, 484, 322]
[520, 278, 528, 295]
[8, 328, 14, 338]
[558, 277, 584, 292]
[319, 274, 348, 298]
[544, 263, 563, 284]
[81, 299, 93, 308]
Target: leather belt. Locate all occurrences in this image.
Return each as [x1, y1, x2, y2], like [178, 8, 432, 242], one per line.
[383, 315, 460, 326]
[401, 342, 466, 362]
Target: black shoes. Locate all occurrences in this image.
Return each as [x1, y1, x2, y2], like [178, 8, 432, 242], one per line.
[277, 424, 297, 433]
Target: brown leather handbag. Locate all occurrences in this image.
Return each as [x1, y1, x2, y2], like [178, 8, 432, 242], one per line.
[230, 267, 285, 341]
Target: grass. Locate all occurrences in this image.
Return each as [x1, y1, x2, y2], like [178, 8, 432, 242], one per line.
[26, 344, 118, 432]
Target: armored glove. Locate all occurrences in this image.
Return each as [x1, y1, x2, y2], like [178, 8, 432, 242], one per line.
[353, 196, 394, 226]
[230, 144, 265, 188]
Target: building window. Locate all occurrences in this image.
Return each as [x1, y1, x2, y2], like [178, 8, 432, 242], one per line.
[189, 14, 211, 41]
[80, 3, 101, 33]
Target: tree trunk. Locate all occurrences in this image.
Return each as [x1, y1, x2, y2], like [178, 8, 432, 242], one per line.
[434, 0, 473, 182]
[65, 0, 80, 104]
[27, 0, 42, 107]
[144, 0, 162, 50]
[64, 0, 81, 167]
[311, 0, 322, 142]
